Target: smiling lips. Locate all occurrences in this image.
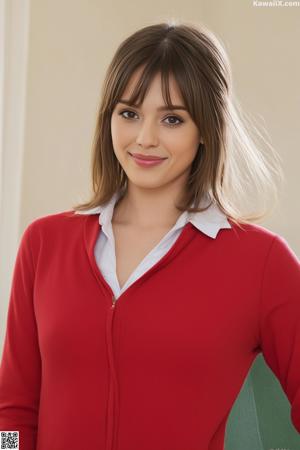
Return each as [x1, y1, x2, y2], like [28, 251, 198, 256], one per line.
[130, 152, 167, 160]
[129, 152, 167, 167]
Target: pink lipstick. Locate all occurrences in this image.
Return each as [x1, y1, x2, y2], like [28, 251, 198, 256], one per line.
[129, 153, 167, 168]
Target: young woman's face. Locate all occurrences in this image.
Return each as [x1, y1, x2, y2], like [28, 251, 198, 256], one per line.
[110, 67, 202, 191]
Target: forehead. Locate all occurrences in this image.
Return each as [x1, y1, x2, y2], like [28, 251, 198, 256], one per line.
[121, 66, 184, 104]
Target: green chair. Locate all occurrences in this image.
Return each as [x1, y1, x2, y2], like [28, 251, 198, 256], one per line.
[225, 354, 300, 450]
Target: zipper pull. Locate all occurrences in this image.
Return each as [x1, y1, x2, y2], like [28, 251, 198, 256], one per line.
[111, 294, 116, 308]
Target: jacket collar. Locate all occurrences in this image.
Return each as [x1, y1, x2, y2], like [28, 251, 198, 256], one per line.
[75, 190, 231, 239]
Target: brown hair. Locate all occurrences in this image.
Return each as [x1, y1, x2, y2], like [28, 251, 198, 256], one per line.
[72, 19, 284, 227]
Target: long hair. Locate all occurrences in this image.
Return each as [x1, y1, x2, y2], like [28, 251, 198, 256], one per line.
[72, 19, 284, 227]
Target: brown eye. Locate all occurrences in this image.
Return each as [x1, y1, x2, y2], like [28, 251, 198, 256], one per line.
[119, 110, 137, 120]
[164, 116, 184, 127]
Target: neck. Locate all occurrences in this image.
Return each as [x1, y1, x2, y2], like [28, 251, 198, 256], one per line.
[112, 183, 188, 229]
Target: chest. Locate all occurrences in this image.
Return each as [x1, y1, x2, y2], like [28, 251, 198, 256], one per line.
[111, 223, 172, 289]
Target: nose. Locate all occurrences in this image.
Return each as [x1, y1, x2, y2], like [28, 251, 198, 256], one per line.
[135, 119, 159, 148]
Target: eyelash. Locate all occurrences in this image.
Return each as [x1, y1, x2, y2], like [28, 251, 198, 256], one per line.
[118, 109, 184, 127]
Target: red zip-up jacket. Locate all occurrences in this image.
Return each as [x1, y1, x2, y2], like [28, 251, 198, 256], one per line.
[0, 210, 300, 450]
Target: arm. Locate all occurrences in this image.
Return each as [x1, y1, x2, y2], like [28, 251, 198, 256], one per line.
[0, 223, 41, 449]
[259, 234, 300, 433]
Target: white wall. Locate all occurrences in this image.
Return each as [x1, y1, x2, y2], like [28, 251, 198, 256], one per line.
[0, 0, 30, 350]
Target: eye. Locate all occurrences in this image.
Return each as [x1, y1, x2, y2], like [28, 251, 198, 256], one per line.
[119, 109, 138, 120]
[118, 109, 184, 128]
[164, 116, 184, 127]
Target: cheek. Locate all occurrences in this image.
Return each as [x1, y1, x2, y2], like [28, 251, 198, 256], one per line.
[164, 124, 199, 151]
[170, 136, 199, 164]
[111, 119, 133, 151]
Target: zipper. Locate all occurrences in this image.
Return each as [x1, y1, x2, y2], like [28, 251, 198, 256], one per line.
[106, 293, 119, 450]
[85, 220, 194, 450]
[104, 225, 191, 449]
[103, 231, 189, 450]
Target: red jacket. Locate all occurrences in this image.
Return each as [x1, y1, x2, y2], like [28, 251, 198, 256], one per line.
[0, 210, 300, 450]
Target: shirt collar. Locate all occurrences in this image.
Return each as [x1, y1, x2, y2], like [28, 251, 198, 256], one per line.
[74, 190, 231, 239]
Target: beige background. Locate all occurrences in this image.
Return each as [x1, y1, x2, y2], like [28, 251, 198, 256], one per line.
[1, 0, 300, 350]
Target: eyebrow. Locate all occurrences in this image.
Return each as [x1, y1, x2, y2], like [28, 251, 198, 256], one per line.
[117, 99, 188, 112]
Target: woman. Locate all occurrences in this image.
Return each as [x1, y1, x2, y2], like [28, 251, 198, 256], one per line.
[0, 20, 299, 450]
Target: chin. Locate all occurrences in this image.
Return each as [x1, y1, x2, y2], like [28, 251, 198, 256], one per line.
[126, 176, 165, 190]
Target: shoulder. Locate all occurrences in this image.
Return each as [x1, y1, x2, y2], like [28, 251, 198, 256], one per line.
[228, 219, 279, 243]
[226, 219, 299, 263]
[27, 209, 85, 229]
[22, 209, 88, 248]
[226, 219, 276, 246]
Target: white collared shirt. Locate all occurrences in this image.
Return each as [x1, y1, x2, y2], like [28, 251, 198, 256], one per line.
[75, 191, 231, 299]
